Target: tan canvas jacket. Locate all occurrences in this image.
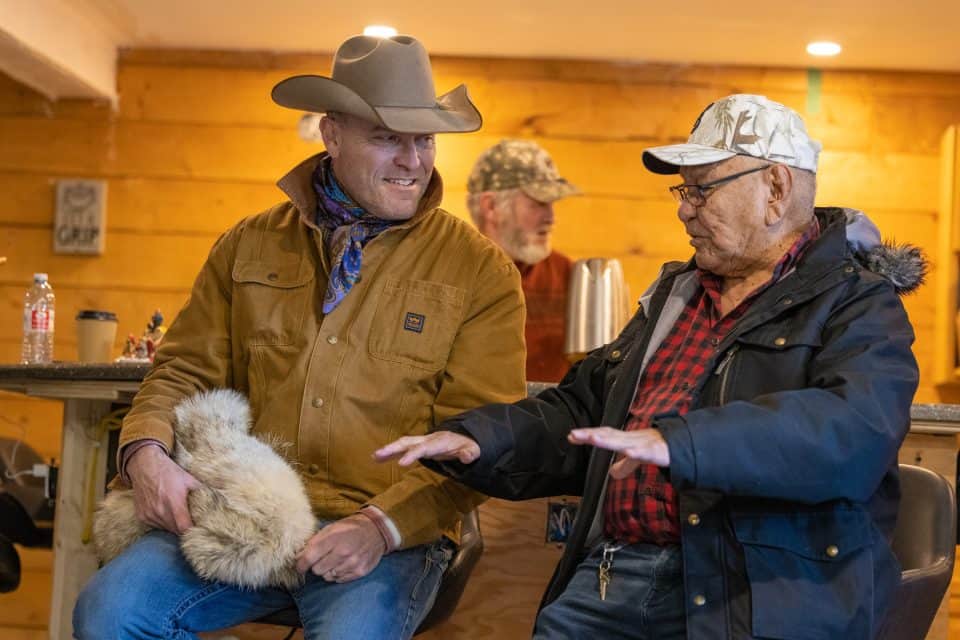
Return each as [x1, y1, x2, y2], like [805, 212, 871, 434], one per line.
[119, 153, 527, 548]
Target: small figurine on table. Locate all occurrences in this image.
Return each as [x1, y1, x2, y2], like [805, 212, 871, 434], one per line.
[117, 309, 167, 363]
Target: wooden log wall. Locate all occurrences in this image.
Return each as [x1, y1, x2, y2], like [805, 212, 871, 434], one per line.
[2, 49, 960, 638]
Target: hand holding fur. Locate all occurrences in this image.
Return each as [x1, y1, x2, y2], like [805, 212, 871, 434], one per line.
[93, 389, 317, 590]
[126, 444, 200, 534]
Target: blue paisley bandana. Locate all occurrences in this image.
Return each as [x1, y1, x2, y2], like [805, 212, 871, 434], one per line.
[313, 158, 397, 313]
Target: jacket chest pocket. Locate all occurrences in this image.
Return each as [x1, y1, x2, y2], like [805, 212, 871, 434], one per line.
[369, 277, 466, 372]
[231, 259, 314, 346]
[725, 319, 823, 400]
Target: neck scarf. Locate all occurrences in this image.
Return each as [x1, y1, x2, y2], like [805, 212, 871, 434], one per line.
[312, 158, 397, 313]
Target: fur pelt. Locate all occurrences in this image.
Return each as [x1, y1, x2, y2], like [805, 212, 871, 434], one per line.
[93, 389, 316, 590]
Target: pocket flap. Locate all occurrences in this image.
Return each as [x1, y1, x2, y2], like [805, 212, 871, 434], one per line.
[732, 509, 871, 561]
[737, 321, 822, 350]
[232, 260, 314, 288]
[383, 277, 466, 305]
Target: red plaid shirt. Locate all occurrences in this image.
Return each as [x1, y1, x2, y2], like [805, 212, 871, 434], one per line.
[604, 220, 820, 545]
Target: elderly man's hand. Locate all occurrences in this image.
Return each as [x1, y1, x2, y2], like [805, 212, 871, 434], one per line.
[373, 432, 481, 467]
[126, 444, 201, 535]
[295, 514, 386, 583]
[567, 427, 670, 478]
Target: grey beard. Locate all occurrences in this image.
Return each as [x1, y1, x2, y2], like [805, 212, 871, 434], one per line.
[507, 240, 551, 266]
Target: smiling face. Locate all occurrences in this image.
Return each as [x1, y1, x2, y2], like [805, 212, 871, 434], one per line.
[676, 157, 775, 277]
[320, 113, 437, 220]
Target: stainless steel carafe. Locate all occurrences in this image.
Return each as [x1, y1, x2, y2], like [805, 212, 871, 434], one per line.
[563, 258, 631, 362]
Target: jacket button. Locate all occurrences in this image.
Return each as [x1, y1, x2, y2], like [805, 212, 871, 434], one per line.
[327, 335, 339, 345]
[825, 545, 839, 558]
[610, 349, 622, 359]
[687, 513, 701, 526]
[782, 297, 793, 305]
[311, 397, 324, 408]
[267, 272, 279, 281]
[693, 594, 706, 606]
[307, 463, 320, 475]
[774, 337, 786, 346]
[844, 265, 855, 273]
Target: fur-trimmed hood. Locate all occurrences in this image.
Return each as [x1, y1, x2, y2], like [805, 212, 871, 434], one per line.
[835, 207, 928, 295]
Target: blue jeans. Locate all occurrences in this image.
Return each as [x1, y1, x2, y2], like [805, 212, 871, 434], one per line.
[534, 542, 686, 640]
[73, 528, 452, 640]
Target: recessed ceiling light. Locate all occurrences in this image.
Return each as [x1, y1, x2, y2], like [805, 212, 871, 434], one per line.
[363, 25, 398, 38]
[806, 41, 842, 57]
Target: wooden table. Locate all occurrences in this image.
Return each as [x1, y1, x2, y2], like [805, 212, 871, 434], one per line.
[1, 367, 958, 640]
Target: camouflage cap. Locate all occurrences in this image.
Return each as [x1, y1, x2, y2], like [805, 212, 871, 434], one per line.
[642, 94, 822, 175]
[467, 139, 580, 203]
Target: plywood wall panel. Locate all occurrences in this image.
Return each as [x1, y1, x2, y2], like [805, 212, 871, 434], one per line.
[0, 228, 211, 290]
[0, 173, 282, 233]
[0, 116, 942, 215]
[109, 59, 960, 156]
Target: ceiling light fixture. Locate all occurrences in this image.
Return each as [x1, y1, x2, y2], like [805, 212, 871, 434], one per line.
[363, 25, 398, 38]
[806, 41, 842, 57]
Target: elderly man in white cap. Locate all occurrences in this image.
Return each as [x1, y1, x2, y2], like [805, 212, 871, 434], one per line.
[467, 140, 580, 383]
[377, 94, 925, 638]
[73, 34, 526, 640]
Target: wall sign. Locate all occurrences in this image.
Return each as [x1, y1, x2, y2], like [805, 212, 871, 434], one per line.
[54, 179, 107, 255]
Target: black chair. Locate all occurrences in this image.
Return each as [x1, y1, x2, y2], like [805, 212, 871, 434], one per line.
[0, 438, 54, 593]
[877, 464, 957, 640]
[257, 509, 484, 636]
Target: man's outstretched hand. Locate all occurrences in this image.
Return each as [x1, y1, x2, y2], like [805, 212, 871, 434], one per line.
[567, 427, 670, 478]
[374, 432, 481, 467]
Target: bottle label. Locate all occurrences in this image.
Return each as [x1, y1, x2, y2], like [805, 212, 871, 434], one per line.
[31, 309, 54, 331]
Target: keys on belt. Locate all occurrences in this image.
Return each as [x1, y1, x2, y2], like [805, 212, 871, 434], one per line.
[598, 542, 624, 601]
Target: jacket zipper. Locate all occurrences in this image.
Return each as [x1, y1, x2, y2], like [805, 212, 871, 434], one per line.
[714, 344, 740, 406]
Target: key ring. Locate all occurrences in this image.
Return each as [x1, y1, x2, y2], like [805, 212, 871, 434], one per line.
[602, 541, 625, 563]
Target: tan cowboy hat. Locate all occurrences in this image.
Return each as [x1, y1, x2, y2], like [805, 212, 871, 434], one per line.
[272, 34, 482, 134]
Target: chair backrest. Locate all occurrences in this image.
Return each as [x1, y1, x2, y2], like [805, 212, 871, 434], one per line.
[256, 509, 484, 635]
[878, 464, 956, 640]
[891, 465, 956, 572]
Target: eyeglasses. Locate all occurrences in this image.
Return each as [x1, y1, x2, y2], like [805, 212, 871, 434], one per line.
[668, 165, 770, 206]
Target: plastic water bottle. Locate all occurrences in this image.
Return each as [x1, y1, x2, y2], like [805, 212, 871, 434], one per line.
[21, 273, 55, 364]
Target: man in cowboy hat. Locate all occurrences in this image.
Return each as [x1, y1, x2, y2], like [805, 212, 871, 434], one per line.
[73, 34, 526, 639]
[467, 140, 580, 382]
[376, 94, 924, 637]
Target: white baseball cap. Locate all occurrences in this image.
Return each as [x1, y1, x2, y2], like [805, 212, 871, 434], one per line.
[642, 94, 822, 174]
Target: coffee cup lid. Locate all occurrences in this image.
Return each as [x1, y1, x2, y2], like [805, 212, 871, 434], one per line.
[76, 310, 118, 321]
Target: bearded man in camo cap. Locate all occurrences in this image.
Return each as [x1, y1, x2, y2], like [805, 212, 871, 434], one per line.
[467, 140, 580, 382]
